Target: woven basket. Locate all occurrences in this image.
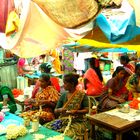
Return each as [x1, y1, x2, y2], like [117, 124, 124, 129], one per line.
[33, 0, 100, 28]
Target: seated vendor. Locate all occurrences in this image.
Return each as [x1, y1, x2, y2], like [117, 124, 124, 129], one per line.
[44, 73, 89, 139]
[32, 62, 60, 98]
[20, 73, 60, 124]
[0, 86, 17, 113]
[98, 66, 129, 112]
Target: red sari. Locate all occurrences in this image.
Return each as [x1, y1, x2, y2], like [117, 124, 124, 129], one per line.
[84, 68, 105, 96]
[98, 77, 128, 112]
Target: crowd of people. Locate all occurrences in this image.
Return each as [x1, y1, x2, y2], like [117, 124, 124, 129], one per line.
[0, 53, 140, 139]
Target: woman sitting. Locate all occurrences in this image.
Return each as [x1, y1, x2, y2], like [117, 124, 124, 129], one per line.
[98, 66, 129, 112]
[0, 86, 17, 113]
[21, 73, 60, 124]
[44, 73, 89, 139]
[32, 62, 60, 98]
[126, 63, 140, 99]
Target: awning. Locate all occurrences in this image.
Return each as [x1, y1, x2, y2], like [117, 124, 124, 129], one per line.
[0, 0, 68, 58]
[63, 27, 140, 52]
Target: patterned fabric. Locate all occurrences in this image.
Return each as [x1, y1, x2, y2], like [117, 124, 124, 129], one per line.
[44, 90, 89, 139]
[126, 74, 140, 98]
[35, 86, 60, 103]
[62, 90, 85, 111]
[98, 78, 128, 112]
[32, 77, 60, 98]
[21, 86, 60, 123]
[62, 48, 74, 74]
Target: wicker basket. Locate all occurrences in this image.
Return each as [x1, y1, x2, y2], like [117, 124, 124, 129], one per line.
[33, 0, 100, 28]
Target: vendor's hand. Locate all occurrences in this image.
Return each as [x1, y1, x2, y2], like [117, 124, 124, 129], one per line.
[56, 108, 67, 114]
[66, 110, 77, 114]
[118, 98, 125, 103]
[29, 98, 35, 103]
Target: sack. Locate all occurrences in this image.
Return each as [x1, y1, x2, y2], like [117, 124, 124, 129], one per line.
[33, 0, 100, 28]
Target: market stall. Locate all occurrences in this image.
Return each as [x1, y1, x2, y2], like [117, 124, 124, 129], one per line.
[0, 113, 72, 140]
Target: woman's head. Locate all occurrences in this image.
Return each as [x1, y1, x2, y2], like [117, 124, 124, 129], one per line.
[112, 66, 126, 79]
[63, 73, 79, 91]
[88, 57, 103, 82]
[39, 73, 51, 88]
[89, 57, 99, 68]
[135, 63, 140, 75]
[39, 62, 52, 73]
[120, 55, 130, 65]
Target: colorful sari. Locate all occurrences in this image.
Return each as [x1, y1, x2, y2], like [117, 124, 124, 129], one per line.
[84, 68, 105, 96]
[0, 86, 17, 113]
[126, 74, 140, 98]
[44, 90, 89, 140]
[32, 77, 60, 98]
[98, 78, 128, 112]
[20, 86, 60, 124]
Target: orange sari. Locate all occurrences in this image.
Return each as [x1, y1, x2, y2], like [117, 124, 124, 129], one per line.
[21, 86, 60, 123]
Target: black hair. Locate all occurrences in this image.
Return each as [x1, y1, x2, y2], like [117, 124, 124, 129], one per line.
[89, 58, 103, 82]
[120, 55, 130, 64]
[112, 66, 125, 77]
[63, 73, 79, 87]
[39, 63, 52, 73]
[135, 63, 140, 73]
[40, 73, 51, 85]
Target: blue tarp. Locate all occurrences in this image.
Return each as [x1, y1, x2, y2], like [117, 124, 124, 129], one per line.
[96, 10, 140, 44]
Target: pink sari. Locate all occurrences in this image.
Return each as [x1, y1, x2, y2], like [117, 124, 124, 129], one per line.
[84, 68, 105, 96]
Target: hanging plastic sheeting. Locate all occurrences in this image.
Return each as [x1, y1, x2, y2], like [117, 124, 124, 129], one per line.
[96, 0, 140, 44]
[65, 26, 140, 52]
[0, 0, 29, 50]
[63, 27, 140, 54]
[128, 0, 140, 27]
[63, 43, 134, 53]
[0, 0, 15, 33]
[63, 21, 96, 40]
[33, 0, 123, 29]
[9, 1, 68, 58]
[77, 37, 140, 52]
[31, 0, 123, 40]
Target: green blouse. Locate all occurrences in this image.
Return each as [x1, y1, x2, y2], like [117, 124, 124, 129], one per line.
[0, 86, 17, 113]
[56, 92, 89, 109]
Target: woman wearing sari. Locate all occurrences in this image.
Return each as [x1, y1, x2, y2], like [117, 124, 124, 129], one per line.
[120, 55, 135, 76]
[84, 57, 105, 96]
[44, 73, 89, 140]
[126, 63, 140, 99]
[32, 62, 60, 98]
[98, 66, 129, 112]
[20, 73, 60, 124]
[0, 86, 17, 113]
